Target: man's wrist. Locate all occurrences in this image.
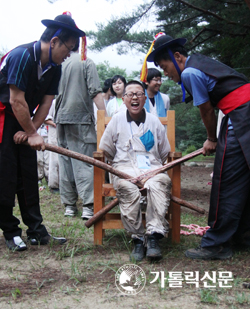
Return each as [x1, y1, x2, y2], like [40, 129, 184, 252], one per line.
[207, 137, 217, 142]
[27, 132, 39, 138]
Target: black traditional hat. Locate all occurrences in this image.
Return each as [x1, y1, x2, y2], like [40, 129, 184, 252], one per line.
[41, 13, 85, 37]
[147, 34, 186, 62]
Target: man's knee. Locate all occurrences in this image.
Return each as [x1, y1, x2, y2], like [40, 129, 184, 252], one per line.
[146, 173, 172, 191]
[117, 179, 138, 193]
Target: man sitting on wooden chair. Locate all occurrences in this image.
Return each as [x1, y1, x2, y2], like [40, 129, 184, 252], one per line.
[99, 80, 172, 261]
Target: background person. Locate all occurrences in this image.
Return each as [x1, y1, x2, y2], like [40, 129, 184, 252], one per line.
[143, 68, 170, 116]
[55, 39, 107, 220]
[45, 99, 59, 192]
[102, 78, 113, 107]
[37, 123, 49, 184]
[106, 75, 127, 117]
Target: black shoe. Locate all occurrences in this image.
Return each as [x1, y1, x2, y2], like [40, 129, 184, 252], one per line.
[185, 245, 232, 260]
[6, 236, 27, 252]
[28, 234, 67, 245]
[232, 231, 250, 250]
[146, 235, 162, 259]
[130, 239, 145, 261]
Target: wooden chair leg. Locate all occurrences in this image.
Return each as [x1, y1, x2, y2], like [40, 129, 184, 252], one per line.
[171, 161, 181, 243]
[93, 152, 105, 245]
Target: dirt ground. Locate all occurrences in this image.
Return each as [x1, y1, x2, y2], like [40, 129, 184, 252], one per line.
[1, 161, 250, 309]
[181, 162, 214, 212]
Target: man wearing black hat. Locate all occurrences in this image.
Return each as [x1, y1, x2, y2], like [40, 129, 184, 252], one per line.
[0, 13, 85, 251]
[146, 33, 250, 260]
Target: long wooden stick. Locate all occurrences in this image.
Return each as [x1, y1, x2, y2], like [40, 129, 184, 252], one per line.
[44, 143, 143, 187]
[45, 143, 203, 187]
[132, 148, 203, 185]
[42, 143, 206, 226]
[85, 195, 206, 228]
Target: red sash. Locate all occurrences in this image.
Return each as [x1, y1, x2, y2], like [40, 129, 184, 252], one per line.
[217, 84, 250, 114]
[0, 101, 6, 143]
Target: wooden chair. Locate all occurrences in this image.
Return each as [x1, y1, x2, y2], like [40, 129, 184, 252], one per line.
[93, 110, 182, 245]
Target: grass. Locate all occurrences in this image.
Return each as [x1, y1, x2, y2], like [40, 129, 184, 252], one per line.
[0, 181, 249, 308]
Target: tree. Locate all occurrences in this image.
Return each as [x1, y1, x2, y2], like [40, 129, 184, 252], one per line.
[96, 61, 128, 87]
[96, 61, 141, 87]
[88, 0, 250, 78]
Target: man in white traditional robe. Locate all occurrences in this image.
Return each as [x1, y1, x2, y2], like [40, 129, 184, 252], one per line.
[99, 81, 172, 261]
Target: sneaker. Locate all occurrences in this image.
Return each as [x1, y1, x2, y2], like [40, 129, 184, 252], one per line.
[28, 234, 67, 245]
[6, 236, 27, 252]
[64, 205, 78, 217]
[146, 235, 162, 259]
[185, 245, 233, 260]
[130, 239, 145, 261]
[81, 207, 93, 220]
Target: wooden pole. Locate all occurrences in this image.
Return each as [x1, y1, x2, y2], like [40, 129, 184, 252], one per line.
[45, 143, 203, 187]
[44, 143, 144, 187]
[42, 143, 206, 226]
[133, 148, 203, 185]
[85, 194, 206, 228]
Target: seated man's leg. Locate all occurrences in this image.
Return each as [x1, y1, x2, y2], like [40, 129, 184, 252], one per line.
[144, 173, 172, 259]
[115, 177, 145, 261]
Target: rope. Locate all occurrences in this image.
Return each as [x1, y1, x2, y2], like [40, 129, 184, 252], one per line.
[180, 224, 210, 236]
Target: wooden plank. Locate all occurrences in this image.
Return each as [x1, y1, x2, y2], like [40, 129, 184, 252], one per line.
[102, 184, 117, 196]
[168, 152, 182, 158]
[93, 153, 105, 245]
[103, 219, 146, 229]
[97, 110, 105, 152]
[170, 155, 181, 243]
[166, 110, 175, 152]
[159, 117, 168, 125]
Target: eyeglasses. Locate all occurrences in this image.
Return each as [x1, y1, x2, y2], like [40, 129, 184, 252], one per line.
[60, 39, 74, 52]
[124, 91, 145, 99]
[152, 78, 162, 83]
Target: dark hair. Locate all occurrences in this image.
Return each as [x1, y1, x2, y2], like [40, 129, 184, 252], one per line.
[40, 27, 79, 43]
[102, 78, 112, 93]
[143, 68, 162, 89]
[72, 38, 79, 52]
[154, 44, 188, 67]
[124, 80, 145, 95]
[110, 75, 127, 96]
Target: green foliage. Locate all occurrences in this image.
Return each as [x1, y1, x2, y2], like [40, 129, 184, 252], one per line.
[186, 145, 197, 154]
[89, 0, 250, 78]
[171, 102, 207, 150]
[96, 61, 141, 87]
[96, 61, 128, 87]
[156, 0, 250, 77]
[200, 289, 218, 304]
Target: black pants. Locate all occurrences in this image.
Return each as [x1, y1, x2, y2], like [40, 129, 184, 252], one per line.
[201, 129, 250, 248]
[0, 112, 48, 240]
